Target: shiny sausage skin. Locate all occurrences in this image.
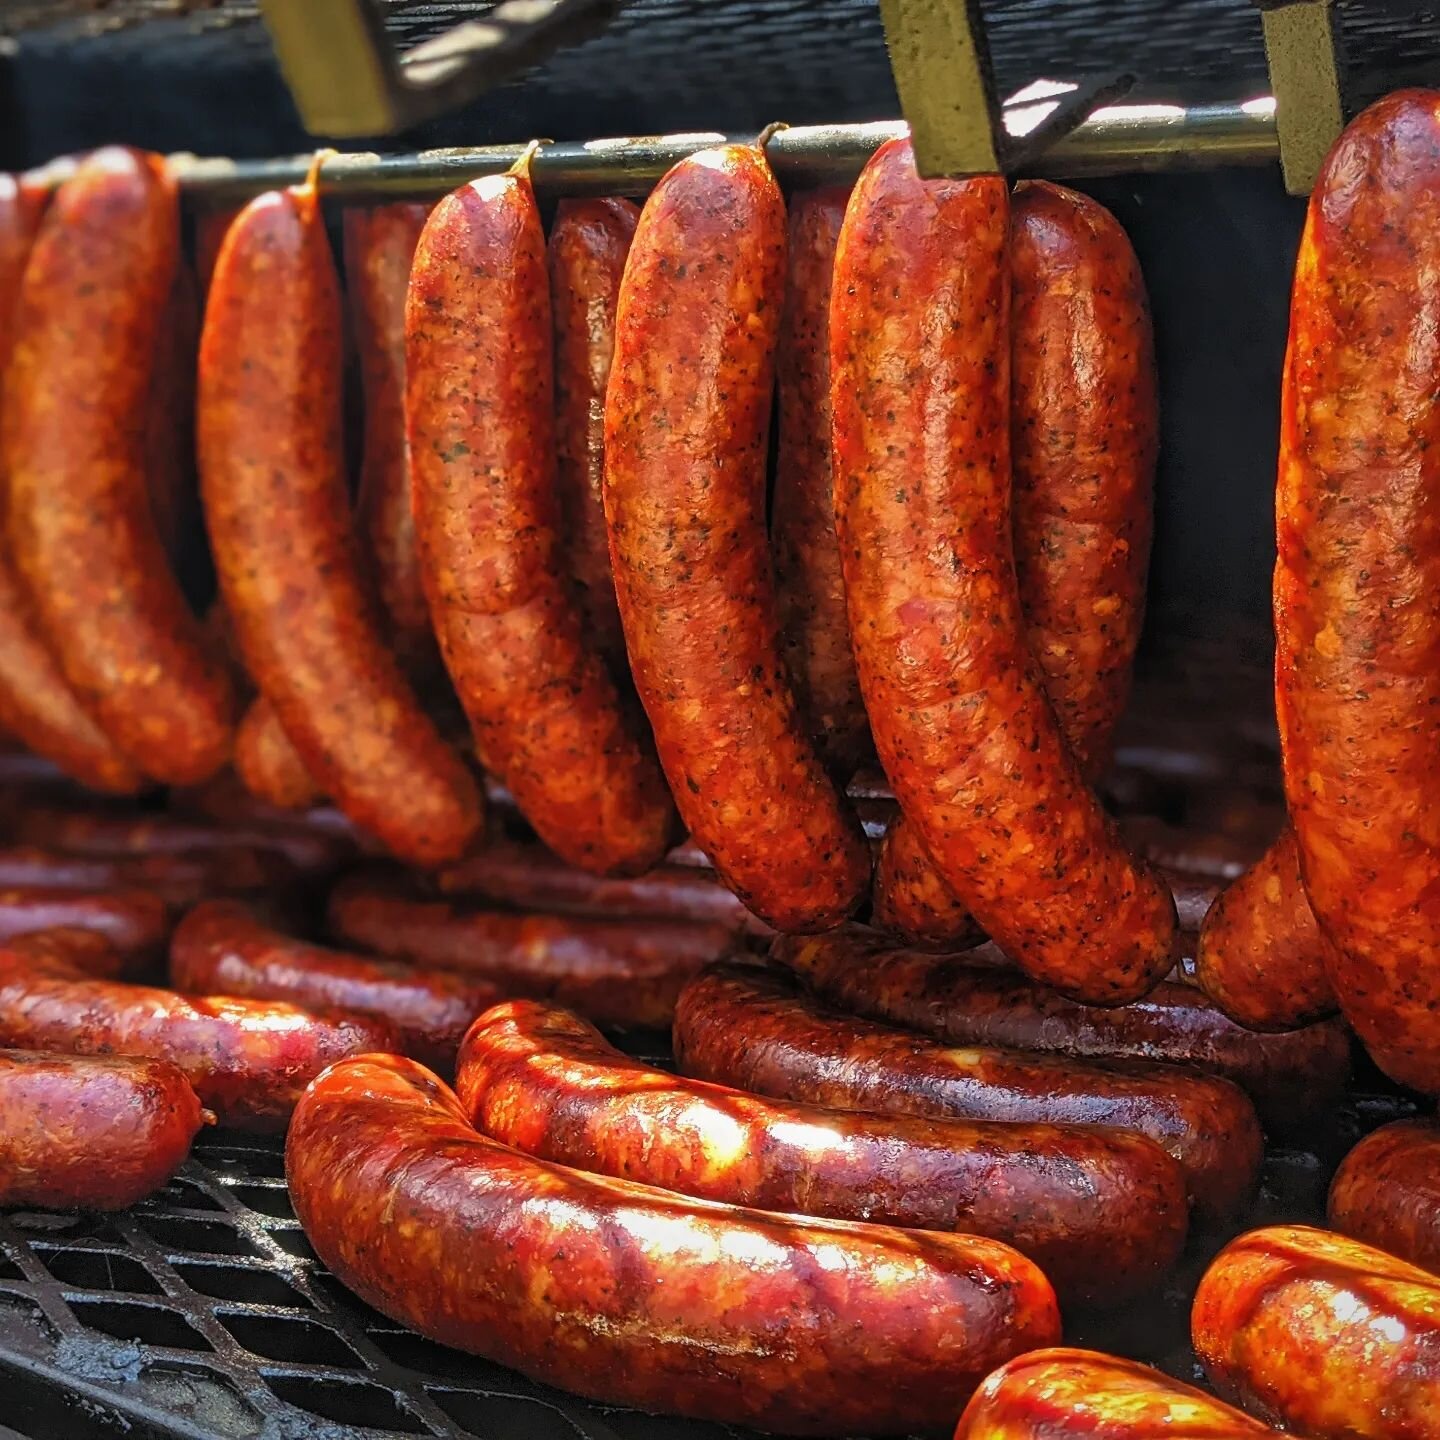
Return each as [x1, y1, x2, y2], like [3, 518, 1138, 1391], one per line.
[1193, 1225, 1440, 1440]
[953, 1348, 1278, 1440]
[171, 900, 498, 1071]
[0, 844, 295, 909]
[287, 1052, 1060, 1435]
[342, 203, 435, 670]
[604, 144, 870, 931]
[1274, 92, 1440, 1093]
[549, 197, 637, 676]
[234, 697, 323, 810]
[876, 182, 1158, 944]
[5, 148, 235, 785]
[0, 947, 396, 1130]
[0, 885, 170, 962]
[0, 1050, 206, 1210]
[407, 169, 673, 879]
[674, 964, 1262, 1224]
[0, 172, 143, 796]
[1329, 1119, 1440, 1276]
[14, 805, 353, 879]
[773, 186, 869, 777]
[456, 998, 1186, 1305]
[778, 929, 1349, 1132]
[438, 838, 772, 937]
[7, 927, 138, 981]
[199, 176, 481, 869]
[1196, 825, 1339, 1031]
[830, 139, 1173, 1001]
[327, 871, 733, 1029]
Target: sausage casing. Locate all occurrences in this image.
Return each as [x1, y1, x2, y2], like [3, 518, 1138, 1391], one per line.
[5, 147, 234, 785]
[327, 871, 733, 1029]
[0, 947, 396, 1130]
[0, 885, 170, 963]
[234, 697, 323, 811]
[604, 143, 870, 931]
[549, 197, 637, 676]
[408, 167, 674, 877]
[1328, 1119, 1440, 1276]
[0, 1050, 205, 1210]
[456, 998, 1186, 1304]
[1196, 824, 1338, 1031]
[171, 899, 498, 1070]
[1192, 1225, 1440, 1440]
[830, 138, 1173, 1001]
[199, 174, 481, 867]
[675, 963, 1262, 1223]
[778, 928, 1349, 1132]
[287, 1052, 1061, 1435]
[953, 1347, 1278, 1440]
[1274, 91, 1440, 1091]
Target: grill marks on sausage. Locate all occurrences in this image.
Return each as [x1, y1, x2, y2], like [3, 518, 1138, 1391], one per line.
[604, 145, 869, 932]
[408, 171, 674, 878]
[829, 140, 1173, 1001]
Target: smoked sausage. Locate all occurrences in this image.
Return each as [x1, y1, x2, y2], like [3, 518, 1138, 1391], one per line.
[199, 168, 481, 868]
[0, 171, 143, 796]
[287, 1052, 1061, 1435]
[0, 1051, 206, 1210]
[777, 929, 1350, 1131]
[234, 697, 323, 811]
[408, 159, 674, 877]
[343, 202, 435, 669]
[6, 927, 139, 981]
[549, 197, 637, 676]
[1193, 1225, 1440, 1440]
[456, 998, 1187, 1304]
[438, 838, 772, 936]
[830, 138, 1173, 1001]
[327, 871, 733, 1028]
[0, 946, 396, 1130]
[876, 181, 1158, 945]
[604, 142, 869, 931]
[1196, 825, 1338, 1031]
[674, 964, 1262, 1223]
[772, 186, 869, 777]
[953, 1348, 1278, 1440]
[1274, 91, 1440, 1092]
[171, 899, 498, 1070]
[1328, 1119, 1440, 1276]
[0, 885, 170, 962]
[5, 147, 234, 785]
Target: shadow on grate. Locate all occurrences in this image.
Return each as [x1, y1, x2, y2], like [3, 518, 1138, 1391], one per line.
[170, 1261, 312, 1310]
[70, 1298, 214, 1354]
[265, 1373, 429, 1433]
[39, 1248, 163, 1296]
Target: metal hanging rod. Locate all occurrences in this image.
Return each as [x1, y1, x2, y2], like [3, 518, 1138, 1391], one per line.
[159, 98, 1279, 205]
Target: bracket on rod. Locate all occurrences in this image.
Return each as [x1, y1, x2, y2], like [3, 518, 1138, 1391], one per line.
[1253, 0, 1346, 194]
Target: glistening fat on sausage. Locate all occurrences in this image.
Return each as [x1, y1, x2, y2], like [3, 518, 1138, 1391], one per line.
[287, 1052, 1061, 1435]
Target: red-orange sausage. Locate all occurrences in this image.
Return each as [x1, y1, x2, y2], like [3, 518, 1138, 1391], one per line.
[0, 169, 142, 796]
[0, 1051, 206, 1210]
[343, 202, 435, 670]
[777, 929, 1350, 1131]
[6, 927, 140, 981]
[288, 1052, 1061, 1436]
[549, 197, 637, 676]
[407, 163, 674, 877]
[1196, 825, 1339, 1031]
[1192, 1225, 1440, 1439]
[0, 885, 171, 963]
[327, 871, 733, 1029]
[171, 899, 499, 1071]
[1328, 1119, 1440, 1276]
[5, 148, 234, 785]
[456, 998, 1187, 1305]
[234, 697, 323, 811]
[675, 963, 1262, 1224]
[1274, 91, 1440, 1093]
[605, 144, 869, 931]
[953, 1348, 1279, 1440]
[199, 172, 481, 868]
[772, 186, 869, 777]
[0, 844, 294, 909]
[0, 946, 396, 1131]
[830, 138, 1173, 1002]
